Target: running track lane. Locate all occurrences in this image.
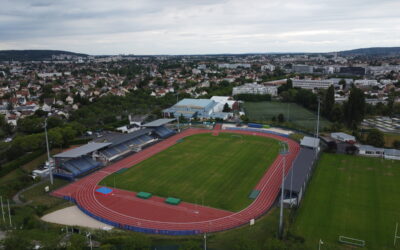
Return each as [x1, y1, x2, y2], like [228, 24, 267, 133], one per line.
[52, 128, 300, 234]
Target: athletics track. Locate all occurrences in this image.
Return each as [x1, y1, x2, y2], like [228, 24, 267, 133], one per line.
[52, 127, 300, 235]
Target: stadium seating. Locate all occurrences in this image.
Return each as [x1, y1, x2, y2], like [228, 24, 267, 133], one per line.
[61, 156, 102, 177]
[154, 126, 175, 138]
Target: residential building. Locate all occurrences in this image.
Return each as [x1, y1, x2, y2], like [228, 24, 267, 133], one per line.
[292, 79, 333, 90]
[232, 83, 277, 96]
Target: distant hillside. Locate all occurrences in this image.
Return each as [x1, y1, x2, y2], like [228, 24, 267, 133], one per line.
[0, 50, 88, 61]
[338, 47, 400, 56]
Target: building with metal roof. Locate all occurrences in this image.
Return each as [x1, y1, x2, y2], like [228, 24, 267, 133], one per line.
[300, 136, 320, 149]
[331, 132, 356, 143]
[358, 144, 384, 157]
[93, 129, 153, 146]
[54, 143, 111, 158]
[163, 98, 218, 119]
[142, 118, 176, 127]
[384, 149, 400, 160]
[282, 147, 317, 207]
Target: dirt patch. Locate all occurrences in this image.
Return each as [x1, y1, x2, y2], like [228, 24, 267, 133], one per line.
[384, 172, 393, 176]
[366, 167, 374, 171]
[41, 205, 113, 230]
[338, 167, 345, 171]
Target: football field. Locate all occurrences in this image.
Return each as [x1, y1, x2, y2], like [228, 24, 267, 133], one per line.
[243, 101, 332, 130]
[100, 133, 280, 211]
[293, 153, 400, 249]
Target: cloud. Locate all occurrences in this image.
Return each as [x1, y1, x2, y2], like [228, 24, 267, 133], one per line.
[0, 0, 399, 54]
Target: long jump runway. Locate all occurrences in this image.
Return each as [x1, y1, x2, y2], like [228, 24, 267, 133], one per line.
[52, 127, 300, 235]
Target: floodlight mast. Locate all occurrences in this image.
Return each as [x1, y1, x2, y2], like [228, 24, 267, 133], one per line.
[176, 93, 180, 132]
[45, 118, 53, 185]
[315, 98, 320, 158]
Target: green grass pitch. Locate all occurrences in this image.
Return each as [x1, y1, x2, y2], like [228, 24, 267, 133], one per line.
[243, 101, 332, 130]
[100, 133, 280, 211]
[292, 153, 400, 249]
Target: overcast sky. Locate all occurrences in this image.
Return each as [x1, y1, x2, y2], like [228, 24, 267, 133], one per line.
[1, 0, 400, 55]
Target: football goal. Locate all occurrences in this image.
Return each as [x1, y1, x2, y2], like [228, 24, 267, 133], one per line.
[338, 235, 365, 247]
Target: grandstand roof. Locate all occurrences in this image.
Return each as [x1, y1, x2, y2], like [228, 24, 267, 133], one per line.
[284, 147, 316, 193]
[54, 143, 111, 158]
[93, 129, 152, 146]
[142, 118, 176, 127]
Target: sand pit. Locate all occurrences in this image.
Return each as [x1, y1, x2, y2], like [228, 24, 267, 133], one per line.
[41, 206, 113, 230]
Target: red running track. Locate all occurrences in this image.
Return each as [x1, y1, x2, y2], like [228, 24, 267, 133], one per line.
[52, 128, 299, 234]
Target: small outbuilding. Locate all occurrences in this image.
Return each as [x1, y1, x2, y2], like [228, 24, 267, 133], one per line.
[331, 132, 356, 143]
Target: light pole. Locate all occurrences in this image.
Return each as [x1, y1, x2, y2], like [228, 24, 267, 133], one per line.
[45, 118, 53, 185]
[204, 232, 207, 250]
[0, 196, 5, 223]
[315, 98, 320, 159]
[86, 232, 93, 250]
[176, 93, 180, 132]
[289, 162, 293, 207]
[279, 142, 288, 238]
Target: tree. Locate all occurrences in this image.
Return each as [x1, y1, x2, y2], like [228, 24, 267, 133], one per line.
[277, 113, 285, 123]
[17, 116, 45, 134]
[67, 234, 87, 250]
[339, 78, 347, 89]
[240, 115, 249, 123]
[179, 240, 202, 250]
[366, 129, 384, 147]
[393, 140, 400, 149]
[3, 233, 34, 250]
[323, 85, 335, 118]
[223, 103, 231, 112]
[330, 104, 343, 122]
[344, 87, 365, 129]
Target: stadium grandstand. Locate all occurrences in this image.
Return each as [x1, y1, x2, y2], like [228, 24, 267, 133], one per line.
[94, 129, 158, 161]
[53, 142, 110, 179]
[53, 118, 177, 180]
[281, 146, 318, 207]
[141, 118, 176, 139]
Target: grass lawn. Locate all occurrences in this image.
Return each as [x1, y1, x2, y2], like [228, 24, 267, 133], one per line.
[243, 101, 332, 131]
[100, 133, 279, 211]
[20, 178, 69, 208]
[292, 153, 400, 250]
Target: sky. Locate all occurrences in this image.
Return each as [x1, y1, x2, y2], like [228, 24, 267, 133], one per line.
[1, 0, 400, 55]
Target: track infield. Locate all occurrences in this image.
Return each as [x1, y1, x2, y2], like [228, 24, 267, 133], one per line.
[100, 133, 280, 212]
[292, 153, 400, 249]
[52, 128, 300, 234]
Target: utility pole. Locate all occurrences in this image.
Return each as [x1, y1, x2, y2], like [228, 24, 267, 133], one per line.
[279, 142, 288, 238]
[204, 232, 207, 250]
[45, 118, 53, 185]
[0, 196, 5, 223]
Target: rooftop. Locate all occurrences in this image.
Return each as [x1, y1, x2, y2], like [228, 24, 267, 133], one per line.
[175, 98, 215, 109]
[300, 136, 320, 149]
[93, 129, 152, 146]
[284, 147, 316, 193]
[142, 118, 176, 127]
[54, 142, 111, 158]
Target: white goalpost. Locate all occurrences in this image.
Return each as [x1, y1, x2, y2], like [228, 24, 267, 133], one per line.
[394, 222, 400, 247]
[338, 235, 365, 247]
